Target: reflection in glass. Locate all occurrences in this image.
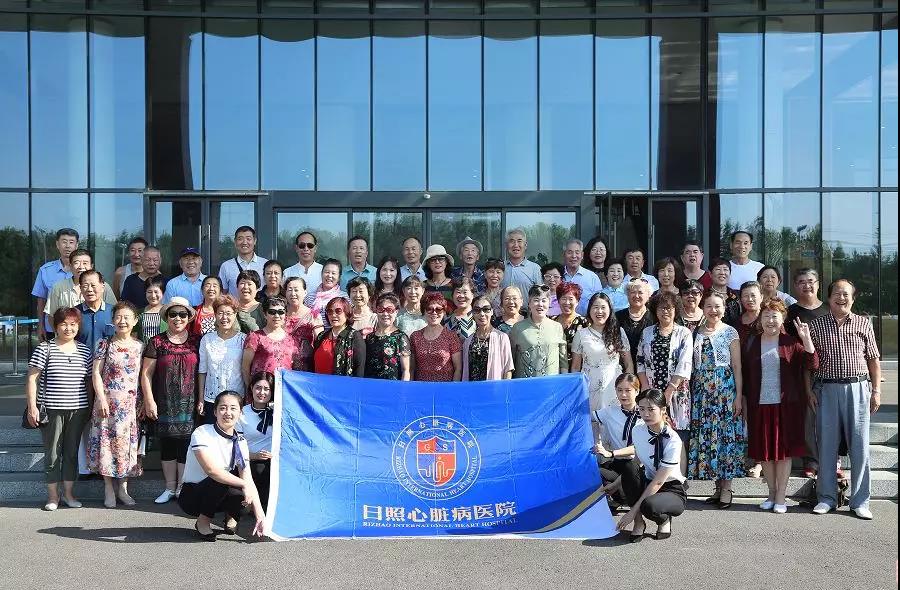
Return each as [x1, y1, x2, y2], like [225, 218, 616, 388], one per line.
[709, 18, 762, 189]
[30, 15, 88, 188]
[762, 193, 821, 286]
[90, 193, 144, 281]
[823, 16, 878, 188]
[540, 21, 593, 190]
[881, 15, 898, 187]
[428, 21, 482, 191]
[275, 211, 348, 264]
[148, 17, 202, 190]
[713, 194, 763, 260]
[484, 21, 537, 190]
[205, 20, 259, 190]
[603, 196, 648, 258]
[881, 192, 898, 358]
[373, 21, 426, 191]
[504, 211, 577, 266]
[90, 17, 145, 189]
[0, 193, 30, 316]
[596, 20, 649, 190]
[32, 193, 89, 268]
[318, 21, 371, 190]
[823, 192, 878, 315]
[352, 212, 424, 266]
[153, 200, 202, 277]
[650, 200, 699, 263]
[430, 211, 503, 261]
[210, 201, 256, 270]
[0, 15, 28, 188]
[261, 21, 314, 190]
[651, 19, 703, 190]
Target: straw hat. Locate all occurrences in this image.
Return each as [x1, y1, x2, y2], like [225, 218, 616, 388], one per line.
[422, 244, 454, 267]
[160, 296, 197, 321]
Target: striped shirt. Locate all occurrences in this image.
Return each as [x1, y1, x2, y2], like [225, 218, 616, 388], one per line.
[28, 341, 93, 410]
[809, 312, 880, 380]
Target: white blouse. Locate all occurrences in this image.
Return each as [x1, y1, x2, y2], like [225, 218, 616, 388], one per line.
[183, 424, 250, 484]
[198, 331, 247, 403]
[594, 405, 641, 451]
[239, 404, 273, 455]
[632, 422, 686, 483]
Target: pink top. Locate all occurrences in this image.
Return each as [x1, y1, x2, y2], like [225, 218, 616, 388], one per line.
[244, 329, 298, 376]
[461, 329, 514, 381]
[286, 312, 319, 372]
[410, 327, 461, 382]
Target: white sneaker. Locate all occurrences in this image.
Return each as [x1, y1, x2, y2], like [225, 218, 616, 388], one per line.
[42, 502, 58, 512]
[154, 489, 176, 504]
[852, 506, 873, 520]
[772, 504, 788, 514]
[812, 502, 833, 515]
[758, 500, 775, 511]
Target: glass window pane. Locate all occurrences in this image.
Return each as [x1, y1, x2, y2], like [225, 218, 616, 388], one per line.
[596, 20, 650, 190]
[710, 17, 762, 189]
[90, 17, 145, 189]
[766, 0, 815, 11]
[262, 0, 313, 13]
[823, 15, 879, 188]
[764, 16, 820, 188]
[148, 17, 202, 190]
[206, 0, 258, 11]
[540, 21, 593, 190]
[31, 15, 88, 189]
[210, 201, 257, 270]
[881, 192, 897, 359]
[596, 0, 647, 13]
[430, 211, 503, 262]
[352, 212, 424, 266]
[373, 21, 426, 191]
[708, 0, 760, 10]
[881, 15, 898, 187]
[149, 0, 199, 10]
[375, 0, 425, 14]
[153, 200, 202, 277]
[0, 15, 27, 188]
[651, 0, 700, 11]
[428, 21, 482, 191]
[32, 193, 89, 269]
[762, 193, 821, 287]
[275, 211, 348, 264]
[429, 0, 481, 14]
[823, 192, 878, 315]
[713, 194, 763, 260]
[484, 21, 537, 190]
[261, 20, 314, 190]
[504, 211, 577, 266]
[205, 19, 259, 190]
[317, 21, 371, 191]
[89, 193, 144, 281]
[485, 0, 537, 14]
[651, 19, 703, 190]
[0, 193, 30, 316]
[318, 0, 370, 12]
[541, 0, 592, 15]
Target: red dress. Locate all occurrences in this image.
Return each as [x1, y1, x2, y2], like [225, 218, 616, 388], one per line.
[286, 313, 318, 371]
[244, 329, 298, 378]
[741, 332, 818, 462]
[410, 327, 461, 382]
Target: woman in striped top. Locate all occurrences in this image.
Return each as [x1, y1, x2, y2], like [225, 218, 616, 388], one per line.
[138, 275, 166, 341]
[25, 307, 94, 512]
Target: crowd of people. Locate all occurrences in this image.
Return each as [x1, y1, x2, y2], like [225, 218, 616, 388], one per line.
[24, 224, 883, 540]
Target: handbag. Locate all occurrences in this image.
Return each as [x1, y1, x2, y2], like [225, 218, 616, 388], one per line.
[21, 343, 51, 429]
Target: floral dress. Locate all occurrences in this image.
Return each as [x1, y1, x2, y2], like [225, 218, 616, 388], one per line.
[144, 333, 200, 439]
[88, 337, 144, 478]
[364, 330, 411, 380]
[553, 314, 591, 368]
[636, 324, 693, 431]
[286, 312, 318, 372]
[571, 326, 629, 411]
[688, 326, 747, 481]
[245, 329, 299, 377]
[411, 327, 461, 381]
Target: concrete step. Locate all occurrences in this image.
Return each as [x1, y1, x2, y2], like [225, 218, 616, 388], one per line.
[870, 420, 898, 445]
[841, 444, 898, 470]
[0, 447, 163, 473]
[0, 471, 167, 502]
[685, 471, 898, 500]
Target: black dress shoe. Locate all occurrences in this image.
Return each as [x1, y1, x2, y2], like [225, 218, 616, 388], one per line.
[656, 518, 672, 540]
[194, 522, 217, 542]
[718, 490, 733, 510]
[704, 494, 721, 505]
[222, 517, 239, 535]
[629, 533, 645, 543]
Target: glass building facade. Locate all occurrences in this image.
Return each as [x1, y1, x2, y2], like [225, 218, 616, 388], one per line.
[0, 0, 896, 357]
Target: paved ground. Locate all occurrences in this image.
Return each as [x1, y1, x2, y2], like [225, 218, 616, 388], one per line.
[0, 499, 896, 590]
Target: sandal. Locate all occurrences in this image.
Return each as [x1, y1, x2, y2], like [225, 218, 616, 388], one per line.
[718, 489, 734, 510]
[222, 517, 239, 535]
[656, 517, 673, 540]
[704, 489, 721, 505]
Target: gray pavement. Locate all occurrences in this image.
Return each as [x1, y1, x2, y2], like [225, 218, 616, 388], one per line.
[0, 499, 896, 590]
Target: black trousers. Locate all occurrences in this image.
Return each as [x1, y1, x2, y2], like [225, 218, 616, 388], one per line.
[619, 459, 687, 524]
[598, 457, 641, 506]
[158, 436, 189, 463]
[250, 459, 271, 512]
[178, 477, 244, 520]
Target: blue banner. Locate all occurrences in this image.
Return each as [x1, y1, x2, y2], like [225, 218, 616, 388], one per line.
[266, 371, 617, 540]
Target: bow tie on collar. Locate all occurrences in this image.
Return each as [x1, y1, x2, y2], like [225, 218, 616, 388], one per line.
[621, 408, 639, 447]
[214, 423, 246, 471]
[649, 428, 670, 470]
[254, 405, 274, 435]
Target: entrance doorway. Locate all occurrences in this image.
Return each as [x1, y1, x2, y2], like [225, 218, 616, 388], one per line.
[598, 194, 704, 263]
[148, 196, 257, 277]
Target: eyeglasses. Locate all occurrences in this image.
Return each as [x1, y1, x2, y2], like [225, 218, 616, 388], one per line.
[327, 308, 346, 315]
[296, 242, 316, 250]
[633, 278, 649, 283]
[167, 310, 189, 319]
[425, 306, 445, 314]
[266, 309, 286, 316]
[375, 306, 397, 314]
[216, 311, 236, 318]
[473, 305, 493, 314]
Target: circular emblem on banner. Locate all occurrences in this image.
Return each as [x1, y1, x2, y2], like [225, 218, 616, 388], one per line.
[392, 416, 481, 501]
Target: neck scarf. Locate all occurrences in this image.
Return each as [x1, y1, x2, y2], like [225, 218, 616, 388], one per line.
[214, 423, 246, 471]
[648, 427, 670, 470]
[621, 407, 639, 447]
[254, 404, 273, 434]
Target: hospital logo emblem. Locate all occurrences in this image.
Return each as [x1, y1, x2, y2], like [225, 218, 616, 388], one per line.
[392, 416, 481, 501]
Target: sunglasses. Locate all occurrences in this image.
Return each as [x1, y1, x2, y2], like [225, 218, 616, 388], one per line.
[327, 308, 346, 315]
[167, 310, 189, 319]
[683, 289, 703, 295]
[535, 284, 551, 292]
[296, 242, 316, 250]
[375, 306, 397, 314]
[473, 305, 493, 314]
[425, 306, 445, 314]
[266, 309, 286, 316]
